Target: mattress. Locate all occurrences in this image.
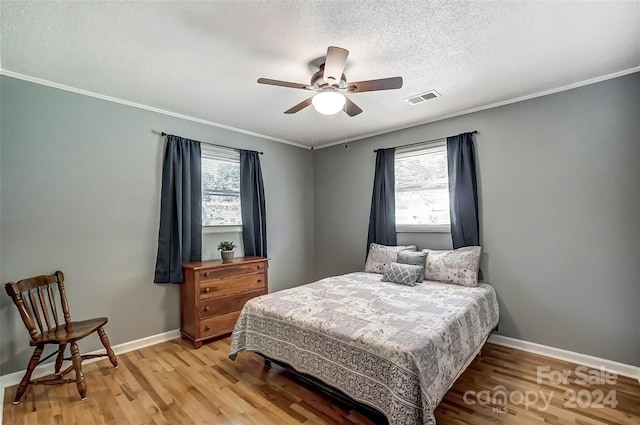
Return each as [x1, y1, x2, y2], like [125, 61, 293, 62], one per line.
[229, 272, 499, 425]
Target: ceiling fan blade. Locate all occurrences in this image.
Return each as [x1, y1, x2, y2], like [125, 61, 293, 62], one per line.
[345, 76, 403, 93]
[284, 97, 313, 114]
[323, 46, 349, 85]
[258, 78, 311, 90]
[344, 97, 363, 117]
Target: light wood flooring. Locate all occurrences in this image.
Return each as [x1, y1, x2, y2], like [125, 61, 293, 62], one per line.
[3, 337, 639, 425]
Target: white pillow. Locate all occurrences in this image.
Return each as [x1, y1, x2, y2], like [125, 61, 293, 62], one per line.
[422, 246, 482, 287]
[364, 243, 417, 274]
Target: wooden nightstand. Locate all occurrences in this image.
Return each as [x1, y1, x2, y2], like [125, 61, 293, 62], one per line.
[180, 256, 268, 348]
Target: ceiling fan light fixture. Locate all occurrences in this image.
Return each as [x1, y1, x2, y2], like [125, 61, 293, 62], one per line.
[312, 91, 346, 115]
[258, 46, 402, 117]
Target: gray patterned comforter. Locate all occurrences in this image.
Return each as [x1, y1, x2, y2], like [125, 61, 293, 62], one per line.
[229, 272, 499, 425]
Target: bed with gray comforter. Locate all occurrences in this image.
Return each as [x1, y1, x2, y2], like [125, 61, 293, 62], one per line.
[229, 272, 499, 425]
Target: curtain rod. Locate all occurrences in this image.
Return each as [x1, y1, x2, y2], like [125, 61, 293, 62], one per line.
[373, 130, 478, 152]
[161, 132, 264, 155]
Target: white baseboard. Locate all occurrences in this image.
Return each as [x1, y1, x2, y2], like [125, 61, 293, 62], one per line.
[2, 330, 637, 424]
[489, 334, 640, 381]
[0, 328, 180, 399]
[2, 330, 636, 385]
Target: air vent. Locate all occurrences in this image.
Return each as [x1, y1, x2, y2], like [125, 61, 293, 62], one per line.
[404, 90, 441, 105]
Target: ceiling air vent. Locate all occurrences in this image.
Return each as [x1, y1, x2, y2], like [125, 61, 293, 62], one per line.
[404, 90, 441, 105]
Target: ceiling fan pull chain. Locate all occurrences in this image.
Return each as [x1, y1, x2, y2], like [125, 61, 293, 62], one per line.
[311, 107, 315, 151]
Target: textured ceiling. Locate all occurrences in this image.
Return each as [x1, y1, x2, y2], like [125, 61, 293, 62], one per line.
[1, 1, 639, 148]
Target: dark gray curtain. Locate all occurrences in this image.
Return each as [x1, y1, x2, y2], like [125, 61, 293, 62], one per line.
[240, 150, 267, 257]
[154, 135, 202, 284]
[447, 132, 479, 248]
[366, 148, 397, 254]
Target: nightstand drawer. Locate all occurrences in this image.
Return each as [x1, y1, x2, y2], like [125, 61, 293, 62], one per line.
[200, 311, 241, 338]
[200, 273, 265, 299]
[199, 262, 266, 283]
[200, 289, 265, 318]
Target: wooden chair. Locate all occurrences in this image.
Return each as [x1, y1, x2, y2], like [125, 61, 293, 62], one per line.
[4, 270, 118, 404]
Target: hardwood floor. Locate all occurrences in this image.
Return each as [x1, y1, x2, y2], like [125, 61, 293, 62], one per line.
[3, 337, 639, 425]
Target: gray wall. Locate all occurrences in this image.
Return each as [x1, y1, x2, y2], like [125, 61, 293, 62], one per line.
[2, 72, 638, 376]
[313, 72, 640, 366]
[0, 76, 314, 375]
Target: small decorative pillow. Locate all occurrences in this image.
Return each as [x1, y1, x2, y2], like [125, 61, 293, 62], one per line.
[423, 246, 482, 287]
[364, 243, 417, 274]
[397, 251, 428, 282]
[381, 263, 424, 286]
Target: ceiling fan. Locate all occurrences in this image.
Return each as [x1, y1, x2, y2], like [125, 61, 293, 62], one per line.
[258, 46, 403, 117]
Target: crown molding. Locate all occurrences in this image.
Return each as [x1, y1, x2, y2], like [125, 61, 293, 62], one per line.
[0, 69, 311, 150]
[2, 66, 638, 152]
[313, 66, 640, 149]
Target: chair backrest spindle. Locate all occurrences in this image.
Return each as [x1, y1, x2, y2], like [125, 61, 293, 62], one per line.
[55, 271, 72, 325]
[27, 290, 44, 335]
[4, 271, 71, 340]
[37, 286, 52, 331]
[47, 284, 60, 328]
[12, 292, 39, 339]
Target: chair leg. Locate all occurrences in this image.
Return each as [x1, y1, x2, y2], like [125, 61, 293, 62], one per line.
[70, 341, 87, 400]
[98, 327, 118, 368]
[55, 344, 67, 375]
[13, 345, 44, 404]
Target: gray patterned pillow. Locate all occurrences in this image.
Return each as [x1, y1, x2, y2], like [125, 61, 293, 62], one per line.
[381, 263, 424, 286]
[422, 246, 482, 287]
[364, 243, 417, 274]
[397, 251, 428, 282]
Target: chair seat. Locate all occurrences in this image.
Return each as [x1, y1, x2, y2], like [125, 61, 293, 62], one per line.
[30, 317, 108, 345]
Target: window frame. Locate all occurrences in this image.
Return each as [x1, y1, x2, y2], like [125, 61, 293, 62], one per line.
[201, 145, 242, 232]
[395, 140, 451, 234]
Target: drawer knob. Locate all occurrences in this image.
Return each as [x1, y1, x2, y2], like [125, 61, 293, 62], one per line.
[257, 279, 262, 283]
[204, 272, 210, 277]
[205, 326, 210, 331]
[204, 288, 210, 293]
[204, 306, 210, 312]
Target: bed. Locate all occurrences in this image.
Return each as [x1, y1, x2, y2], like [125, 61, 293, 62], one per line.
[229, 271, 499, 425]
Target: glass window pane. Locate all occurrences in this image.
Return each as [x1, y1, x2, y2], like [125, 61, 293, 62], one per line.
[395, 147, 450, 226]
[202, 194, 242, 226]
[201, 154, 242, 226]
[202, 157, 240, 192]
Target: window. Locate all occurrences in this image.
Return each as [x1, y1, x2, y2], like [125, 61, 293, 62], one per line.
[201, 147, 242, 228]
[395, 141, 450, 232]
